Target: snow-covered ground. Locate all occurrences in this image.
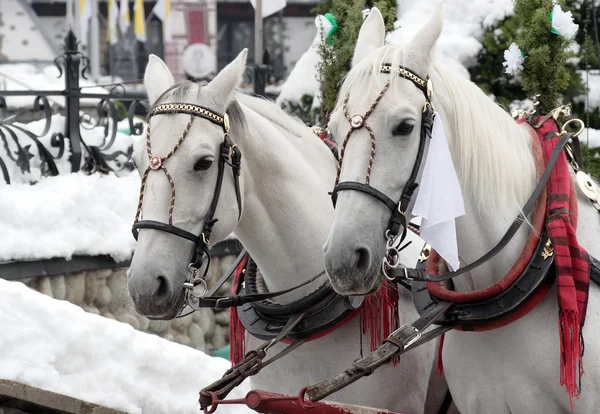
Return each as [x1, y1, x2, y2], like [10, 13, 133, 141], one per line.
[0, 278, 252, 414]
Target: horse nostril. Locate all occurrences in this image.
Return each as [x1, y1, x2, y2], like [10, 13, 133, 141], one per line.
[154, 275, 171, 302]
[355, 247, 371, 271]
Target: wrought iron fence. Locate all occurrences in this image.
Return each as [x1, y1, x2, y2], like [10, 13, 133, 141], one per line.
[0, 30, 148, 185]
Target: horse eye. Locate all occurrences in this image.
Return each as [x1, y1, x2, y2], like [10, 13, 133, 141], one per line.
[393, 121, 415, 136]
[194, 157, 213, 171]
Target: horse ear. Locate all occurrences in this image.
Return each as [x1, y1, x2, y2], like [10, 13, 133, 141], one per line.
[144, 54, 175, 105]
[352, 7, 386, 67]
[406, 4, 443, 69]
[205, 48, 248, 106]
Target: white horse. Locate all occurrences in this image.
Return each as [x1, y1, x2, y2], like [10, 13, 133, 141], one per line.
[126, 51, 440, 413]
[323, 6, 600, 414]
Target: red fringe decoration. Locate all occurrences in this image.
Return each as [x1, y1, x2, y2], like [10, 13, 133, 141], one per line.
[229, 255, 402, 366]
[559, 310, 583, 411]
[229, 255, 248, 365]
[362, 278, 401, 365]
[437, 333, 445, 377]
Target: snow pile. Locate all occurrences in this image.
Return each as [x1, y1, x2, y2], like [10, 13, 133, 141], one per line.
[0, 171, 140, 263]
[0, 278, 252, 414]
[389, 0, 514, 78]
[275, 19, 323, 110]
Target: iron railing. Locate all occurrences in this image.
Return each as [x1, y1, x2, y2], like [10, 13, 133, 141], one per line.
[0, 30, 148, 184]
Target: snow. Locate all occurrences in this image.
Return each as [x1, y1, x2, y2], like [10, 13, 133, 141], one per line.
[0, 114, 139, 184]
[0, 278, 252, 414]
[582, 128, 600, 149]
[388, 0, 515, 78]
[576, 70, 600, 110]
[0, 63, 113, 109]
[0, 171, 140, 263]
[277, 0, 516, 105]
[275, 18, 323, 109]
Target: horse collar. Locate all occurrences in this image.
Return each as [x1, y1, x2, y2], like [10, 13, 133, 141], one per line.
[236, 256, 364, 342]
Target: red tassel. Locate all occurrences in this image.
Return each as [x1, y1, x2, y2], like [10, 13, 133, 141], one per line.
[437, 333, 445, 377]
[229, 306, 246, 365]
[559, 310, 583, 411]
[229, 256, 248, 365]
[362, 278, 400, 365]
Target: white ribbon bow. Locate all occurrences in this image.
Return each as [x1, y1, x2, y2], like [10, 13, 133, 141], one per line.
[412, 114, 465, 271]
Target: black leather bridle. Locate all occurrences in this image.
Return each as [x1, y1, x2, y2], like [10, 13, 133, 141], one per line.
[329, 64, 435, 268]
[131, 102, 242, 296]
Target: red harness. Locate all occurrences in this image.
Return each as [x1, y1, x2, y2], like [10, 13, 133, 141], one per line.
[427, 116, 590, 407]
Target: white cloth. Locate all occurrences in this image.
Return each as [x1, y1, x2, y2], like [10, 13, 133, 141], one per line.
[412, 114, 465, 271]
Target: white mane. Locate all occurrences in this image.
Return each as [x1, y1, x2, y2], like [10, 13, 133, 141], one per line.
[337, 44, 537, 214]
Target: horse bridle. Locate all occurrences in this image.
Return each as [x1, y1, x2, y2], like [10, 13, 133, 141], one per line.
[329, 64, 435, 274]
[131, 102, 243, 301]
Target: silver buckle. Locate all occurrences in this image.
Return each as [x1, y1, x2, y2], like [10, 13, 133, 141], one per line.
[391, 324, 422, 348]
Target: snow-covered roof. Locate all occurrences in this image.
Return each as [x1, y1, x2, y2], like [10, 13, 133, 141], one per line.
[0, 278, 252, 414]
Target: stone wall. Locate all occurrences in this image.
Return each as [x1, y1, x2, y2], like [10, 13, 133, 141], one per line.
[18, 254, 238, 354]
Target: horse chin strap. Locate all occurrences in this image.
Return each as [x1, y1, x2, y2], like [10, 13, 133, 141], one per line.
[329, 64, 435, 263]
[131, 102, 243, 302]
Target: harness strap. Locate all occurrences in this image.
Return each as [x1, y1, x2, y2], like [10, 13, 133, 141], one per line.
[393, 129, 576, 283]
[199, 313, 308, 411]
[304, 300, 454, 402]
[190, 270, 326, 310]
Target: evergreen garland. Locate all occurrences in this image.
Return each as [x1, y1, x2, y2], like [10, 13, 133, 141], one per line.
[512, 0, 577, 113]
[313, 0, 396, 123]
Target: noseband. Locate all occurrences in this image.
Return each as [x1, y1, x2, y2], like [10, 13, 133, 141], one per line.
[132, 102, 243, 297]
[330, 64, 435, 269]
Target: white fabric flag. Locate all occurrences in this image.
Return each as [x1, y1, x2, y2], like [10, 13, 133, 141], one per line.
[152, 0, 172, 41]
[133, 0, 146, 42]
[412, 114, 465, 271]
[119, 0, 131, 34]
[107, 0, 119, 45]
[79, 0, 92, 45]
[248, 0, 287, 18]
